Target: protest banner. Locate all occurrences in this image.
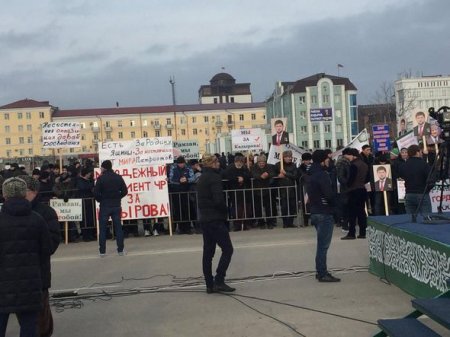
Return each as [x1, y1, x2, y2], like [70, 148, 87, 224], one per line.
[267, 142, 309, 166]
[99, 137, 173, 167]
[98, 137, 172, 232]
[372, 124, 391, 152]
[173, 140, 199, 160]
[310, 108, 333, 122]
[396, 130, 418, 151]
[429, 181, 450, 212]
[42, 122, 81, 148]
[231, 128, 264, 152]
[332, 129, 369, 160]
[50, 198, 83, 244]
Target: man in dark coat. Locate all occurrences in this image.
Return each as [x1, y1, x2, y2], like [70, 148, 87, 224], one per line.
[275, 150, 298, 228]
[306, 150, 340, 282]
[0, 177, 51, 337]
[21, 175, 60, 337]
[197, 154, 235, 294]
[94, 160, 128, 256]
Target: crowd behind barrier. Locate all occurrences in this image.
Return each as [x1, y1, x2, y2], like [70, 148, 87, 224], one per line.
[0, 147, 417, 243]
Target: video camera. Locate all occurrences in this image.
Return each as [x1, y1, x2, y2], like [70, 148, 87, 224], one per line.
[429, 106, 450, 140]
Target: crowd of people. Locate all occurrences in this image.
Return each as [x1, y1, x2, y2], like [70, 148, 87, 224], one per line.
[0, 142, 435, 244]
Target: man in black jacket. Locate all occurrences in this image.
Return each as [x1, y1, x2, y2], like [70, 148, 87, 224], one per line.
[0, 177, 51, 337]
[398, 145, 432, 215]
[21, 175, 60, 337]
[306, 150, 340, 283]
[94, 160, 128, 257]
[197, 154, 235, 294]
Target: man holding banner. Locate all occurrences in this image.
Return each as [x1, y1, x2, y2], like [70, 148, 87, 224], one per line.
[94, 160, 128, 257]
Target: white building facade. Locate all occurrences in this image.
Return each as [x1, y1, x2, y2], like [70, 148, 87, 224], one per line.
[395, 75, 450, 129]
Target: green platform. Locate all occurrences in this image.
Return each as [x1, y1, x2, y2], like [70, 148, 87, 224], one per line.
[368, 215, 450, 298]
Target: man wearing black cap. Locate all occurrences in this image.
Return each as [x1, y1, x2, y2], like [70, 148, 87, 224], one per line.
[306, 150, 340, 282]
[94, 160, 128, 256]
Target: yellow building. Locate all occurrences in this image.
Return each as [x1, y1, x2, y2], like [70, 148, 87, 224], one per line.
[0, 99, 267, 165]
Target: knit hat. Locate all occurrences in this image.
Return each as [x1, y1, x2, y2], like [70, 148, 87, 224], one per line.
[201, 153, 218, 167]
[312, 150, 328, 163]
[257, 154, 267, 162]
[2, 177, 27, 199]
[19, 175, 40, 192]
[101, 160, 112, 170]
[176, 156, 186, 164]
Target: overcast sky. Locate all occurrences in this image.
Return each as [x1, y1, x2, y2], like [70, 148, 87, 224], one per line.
[0, 0, 449, 109]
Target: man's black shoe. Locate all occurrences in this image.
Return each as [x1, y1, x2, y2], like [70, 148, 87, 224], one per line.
[206, 287, 215, 294]
[213, 282, 236, 292]
[341, 235, 356, 240]
[318, 273, 341, 282]
[357, 235, 366, 239]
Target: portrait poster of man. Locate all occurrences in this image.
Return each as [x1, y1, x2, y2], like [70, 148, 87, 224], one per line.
[373, 164, 393, 192]
[271, 118, 289, 146]
[412, 109, 431, 140]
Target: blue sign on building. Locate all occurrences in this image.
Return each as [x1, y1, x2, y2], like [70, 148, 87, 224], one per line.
[372, 124, 391, 152]
[310, 108, 333, 122]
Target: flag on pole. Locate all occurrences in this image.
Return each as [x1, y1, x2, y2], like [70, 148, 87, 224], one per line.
[337, 64, 344, 68]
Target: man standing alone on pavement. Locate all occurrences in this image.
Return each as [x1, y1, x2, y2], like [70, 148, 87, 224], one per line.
[197, 154, 235, 294]
[306, 150, 340, 282]
[94, 160, 128, 257]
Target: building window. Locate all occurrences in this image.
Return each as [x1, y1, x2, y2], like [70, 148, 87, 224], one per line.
[39, 112, 45, 118]
[167, 129, 172, 136]
[19, 149, 24, 156]
[27, 137, 32, 143]
[4, 113, 9, 120]
[323, 95, 329, 103]
[106, 131, 112, 139]
[192, 117, 196, 123]
[193, 128, 198, 135]
[251, 113, 256, 120]
[18, 112, 23, 119]
[19, 137, 24, 144]
[154, 120, 160, 126]
[81, 135, 86, 140]
[299, 96, 305, 104]
[313, 125, 319, 133]
[82, 146, 87, 152]
[5, 138, 10, 145]
[105, 121, 111, 127]
[180, 116, 186, 124]
[301, 141, 308, 148]
[80, 123, 85, 129]
[28, 148, 33, 155]
[214, 98, 218, 104]
[324, 125, 331, 133]
[337, 139, 344, 147]
[230, 97, 235, 103]
[155, 130, 160, 137]
[143, 131, 148, 137]
[118, 132, 123, 139]
[300, 126, 308, 134]
[131, 131, 136, 138]
[311, 95, 317, 104]
[166, 118, 171, 125]
[5, 126, 10, 133]
[313, 140, 320, 148]
[204, 116, 209, 122]
[181, 129, 186, 136]
[325, 139, 331, 148]
[6, 150, 11, 157]
[27, 124, 32, 132]
[143, 120, 148, 127]
[130, 120, 136, 127]
[300, 111, 306, 119]
[239, 114, 244, 121]
[118, 120, 123, 127]
[18, 125, 23, 132]
[349, 94, 357, 106]
[26, 112, 31, 119]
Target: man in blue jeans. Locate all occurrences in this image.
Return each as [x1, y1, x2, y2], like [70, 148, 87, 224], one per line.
[94, 160, 128, 257]
[306, 150, 341, 282]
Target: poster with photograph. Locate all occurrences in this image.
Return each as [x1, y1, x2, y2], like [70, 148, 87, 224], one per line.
[412, 108, 431, 139]
[373, 164, 393, 192]
[270, 118, 289, 146]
